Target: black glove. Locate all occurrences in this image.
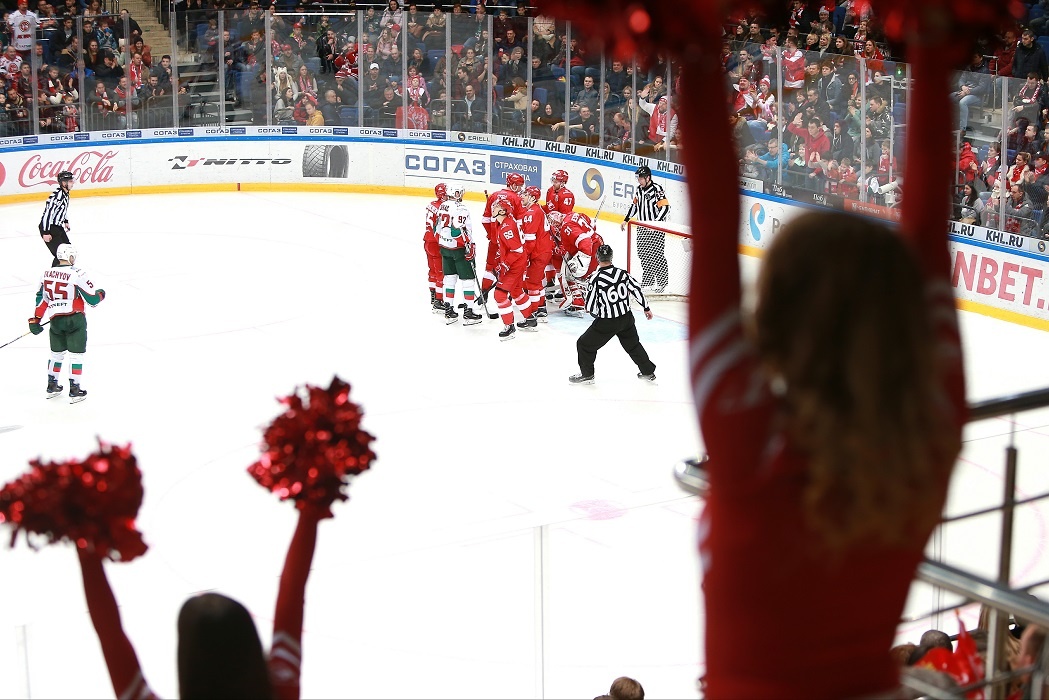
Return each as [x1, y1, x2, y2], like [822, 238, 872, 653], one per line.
[28, 317, 43, 335]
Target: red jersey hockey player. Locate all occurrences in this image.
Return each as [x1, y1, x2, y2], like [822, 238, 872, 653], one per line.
[480, 172, 526, 298]
[549, 210, 604, 317]
[491, 196, 534, 341]
[543, 169, 575, 215]
[519, 185, 553, 323]
[425, 183, 448, 313]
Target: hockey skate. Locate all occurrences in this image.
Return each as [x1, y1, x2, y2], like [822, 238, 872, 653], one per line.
[568, 373, 595, 385]
[637, 372, 657, 382]
[535, 306, 549, 322]
[69, 380, 87, 403]
[444, 306, 460, 324]
[498, 324, 516, 341]
[46, 376, 64, 399]
[462, 308, 483, 326]
[516, 317, 538, 332]
[564, 306, 585, 318]
[432, 298, 448, 314]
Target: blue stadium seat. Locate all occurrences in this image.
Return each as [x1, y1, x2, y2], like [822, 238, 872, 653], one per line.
[1035, 208, 1045, 225]
[978, 145, 989, 163]
[1038, 36, 1049, 58]
[427, 50, 444, 68]
[494, 84, 504, 99]
[1030, 5, 1045, 21]
[980, 191, 992, 203]
[533, 87, 548, 106]
[550, 65, 566, 79]
[339, 107, 359, 124]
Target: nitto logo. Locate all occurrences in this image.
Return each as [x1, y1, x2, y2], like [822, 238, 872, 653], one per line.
[168, 156, 293, 169]
[749, 203, 765, 241]
[582, 167, 603, 200]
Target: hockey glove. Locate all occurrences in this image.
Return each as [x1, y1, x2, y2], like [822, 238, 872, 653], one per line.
[495, 262, 510, 278]
[465, 242, 476, 260]
[98, 289, 106, 301]
[553, 244, 566, 259]
[63, 220, 70, 232]
[28, 317, 43, 335]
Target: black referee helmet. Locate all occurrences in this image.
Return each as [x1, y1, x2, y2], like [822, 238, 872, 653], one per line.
[635, 165, 652, 179]
[597, 244, 614, 262]
[57, 170, 74, 182]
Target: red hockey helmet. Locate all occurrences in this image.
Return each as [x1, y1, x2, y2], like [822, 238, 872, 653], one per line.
[551, 169, 569, 184]
[524, 185, 542, 202]
[492, 197, 511, 216]
[506, 172, 525, 190]
[435, 182, 448, 199]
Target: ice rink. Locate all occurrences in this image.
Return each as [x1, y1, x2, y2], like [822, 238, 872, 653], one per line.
[0, 191, 1047, 699]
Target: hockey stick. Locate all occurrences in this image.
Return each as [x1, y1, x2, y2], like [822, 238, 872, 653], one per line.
[468, 256, 497, 319]
[0, 320, 51, 351]
[593, 195, 607, 221]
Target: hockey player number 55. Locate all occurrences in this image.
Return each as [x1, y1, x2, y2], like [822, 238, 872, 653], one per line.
[44, 280, 70, 300]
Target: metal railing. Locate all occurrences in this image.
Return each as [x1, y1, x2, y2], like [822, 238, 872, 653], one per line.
[674, 386, 1049, 698]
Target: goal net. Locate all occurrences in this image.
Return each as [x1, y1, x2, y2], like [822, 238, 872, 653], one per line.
[625, 220, 692, 299]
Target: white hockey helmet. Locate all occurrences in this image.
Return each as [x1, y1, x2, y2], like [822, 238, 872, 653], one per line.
[449, 185, 465, 201]
[547, 211, 565, 229]
[56, 243, 76, 262]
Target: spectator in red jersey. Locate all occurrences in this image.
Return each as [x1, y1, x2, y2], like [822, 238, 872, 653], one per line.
[786, 111, 831, 160]
[995, 29, 1018, 78]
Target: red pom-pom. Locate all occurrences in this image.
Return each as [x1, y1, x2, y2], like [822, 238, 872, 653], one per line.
[247, 376, 376, 515]
[0, 440, 148, 562]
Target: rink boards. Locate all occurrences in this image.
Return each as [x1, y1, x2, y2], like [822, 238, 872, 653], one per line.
[0, 126, 1046, 330]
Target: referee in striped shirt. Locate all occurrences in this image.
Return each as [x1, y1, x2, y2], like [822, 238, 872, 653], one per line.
[39, 170, 75, 267]
[620, 165, 670, 292]
[569, 244, 657, 385]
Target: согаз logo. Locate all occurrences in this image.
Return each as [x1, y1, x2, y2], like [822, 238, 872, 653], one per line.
[582, 167, 603, 200]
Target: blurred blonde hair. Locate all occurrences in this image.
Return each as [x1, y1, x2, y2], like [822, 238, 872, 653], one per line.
[752, 212, 960, 549]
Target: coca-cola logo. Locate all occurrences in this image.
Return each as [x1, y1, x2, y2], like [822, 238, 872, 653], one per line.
[19, 150, 117, 188]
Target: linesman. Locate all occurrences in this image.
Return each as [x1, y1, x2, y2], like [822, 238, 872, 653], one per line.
[620, 165, 671, 292]
[569, 244, 657, 385]
[39, 170, 75, 267]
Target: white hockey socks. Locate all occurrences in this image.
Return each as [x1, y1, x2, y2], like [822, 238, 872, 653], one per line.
[48, 351, 66, 380]
[443, 274, 459, 305]
[461, 278, 479, 310]
[68, 352, 85, 387]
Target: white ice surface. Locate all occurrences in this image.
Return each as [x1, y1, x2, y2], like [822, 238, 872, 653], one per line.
[0, 192, 1044, 699]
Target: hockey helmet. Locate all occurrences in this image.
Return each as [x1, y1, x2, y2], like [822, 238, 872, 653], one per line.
[448, 184, 465, 201]
[505, 172, 525, 190]
[551, 169, 569, 184]
[547, 211, 565, 229]
[57, 170, 75, 183]
[435, 182, 448, 199]
[524, 185, 542, 203]
[56, 243, 76, 262]
[634, 165, 652, 180]
[492, 197, 510, 216]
